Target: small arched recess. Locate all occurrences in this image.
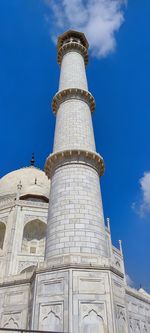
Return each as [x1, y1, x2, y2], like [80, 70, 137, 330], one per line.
[0, 222, 6, 250]
[22, 219, 46, 255]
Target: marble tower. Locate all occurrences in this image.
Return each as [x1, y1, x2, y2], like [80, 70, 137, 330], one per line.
[0, 30, 150, 333]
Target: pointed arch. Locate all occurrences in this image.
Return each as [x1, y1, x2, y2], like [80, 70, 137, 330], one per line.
[22, 219, 46, 255]
[0, 222, 6, 250]
[42, 310, 61, 331]
[81, 309, 105, 333]
[4, 317, 19, 329]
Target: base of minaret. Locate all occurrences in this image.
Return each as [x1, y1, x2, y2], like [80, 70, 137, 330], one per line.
[31, 262, 128, 333]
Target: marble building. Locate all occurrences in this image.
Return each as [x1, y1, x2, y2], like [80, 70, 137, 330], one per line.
[0, 30, 150, 333]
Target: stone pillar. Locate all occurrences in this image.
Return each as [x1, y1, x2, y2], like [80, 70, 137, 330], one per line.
[45, 30, 107, 262]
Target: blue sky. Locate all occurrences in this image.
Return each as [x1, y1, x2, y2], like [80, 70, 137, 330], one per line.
[0, 0, 150, 291]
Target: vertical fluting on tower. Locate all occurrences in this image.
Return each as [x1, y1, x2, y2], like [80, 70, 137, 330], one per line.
[45, 30, 107, 261]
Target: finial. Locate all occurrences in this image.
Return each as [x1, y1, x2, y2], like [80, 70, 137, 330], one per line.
[106, 217, 110, 232]
[30, 153, 35, 166]
[140, 283, 142, 289]
[16, 180, 22, 200]
[17, 180, 22, 191]
[119, 240, 123, 256]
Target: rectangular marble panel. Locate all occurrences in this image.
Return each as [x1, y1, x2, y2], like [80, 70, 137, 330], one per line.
[5, 292, 24, 305]
[79, 278, 105, 294]
[39, 278, 64, 296]
[39, 302, 64, 332]
[113, 281, 124, 298]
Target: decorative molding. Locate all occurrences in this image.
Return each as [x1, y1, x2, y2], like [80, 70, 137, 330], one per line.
[52, 88, 95, 114]
[18, 200, 48, 209]
[126, 286, 150, 304]
[36, 261, 124, 278]
[45, 149, 104, 179]
[0, 198, 15, 209]
[0, 198, 48, 210]
[0, 273, 34, 287]
[58, 41, 88, 64]
[24, 215, 47, 225]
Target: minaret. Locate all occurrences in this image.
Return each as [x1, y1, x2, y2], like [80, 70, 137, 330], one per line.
[45, 30, 108, 262]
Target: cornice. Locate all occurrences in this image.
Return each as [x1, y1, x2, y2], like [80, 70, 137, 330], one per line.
[0, 271, 35, 287]
[0, 198, 48, 210]
[52, 88, 95, 114]
[18, 200, 48, 209]
[126, 286, 150, 304]
[45, 149, 104, 179]
[36, 262, 124, 279]
[58, 41, 88, 65]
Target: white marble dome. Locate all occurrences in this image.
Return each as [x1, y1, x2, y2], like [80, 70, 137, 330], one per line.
[0, 166, 50, 199]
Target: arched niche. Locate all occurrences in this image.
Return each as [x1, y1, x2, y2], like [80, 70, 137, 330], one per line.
[22, 219, 46, 255]
[81, 309, 105, 333]
[0, 222, 6, 250]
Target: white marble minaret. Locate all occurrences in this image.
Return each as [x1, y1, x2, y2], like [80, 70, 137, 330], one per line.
[37, 30, 127, 333]
[40, 31, 128, 333]
[0, 30, 149, 333]
[45, 30, 108, 263]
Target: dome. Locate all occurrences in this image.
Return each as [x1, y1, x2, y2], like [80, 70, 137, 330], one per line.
[0, 166, 50, 199]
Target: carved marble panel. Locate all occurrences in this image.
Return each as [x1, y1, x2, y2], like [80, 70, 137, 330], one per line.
[132, 303, 138, 313]
[142, 322, 148, 332]
[145, 307, 150, 317]
[134, 320, 141, 332]
[129, 318, 134, 332]
[1, 312, 21, 329]
[80, 302, 106, 333]
[139, 305, 144, 315]
[39, 302, 63, 332]
[116, 305, 127, 333]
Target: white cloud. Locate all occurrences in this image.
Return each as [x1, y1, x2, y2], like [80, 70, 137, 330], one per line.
[44, 0, 127, 58]
[132, 172, 150, 217]
[126, 274, 134, 287]
[139, 172, 150, 216]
